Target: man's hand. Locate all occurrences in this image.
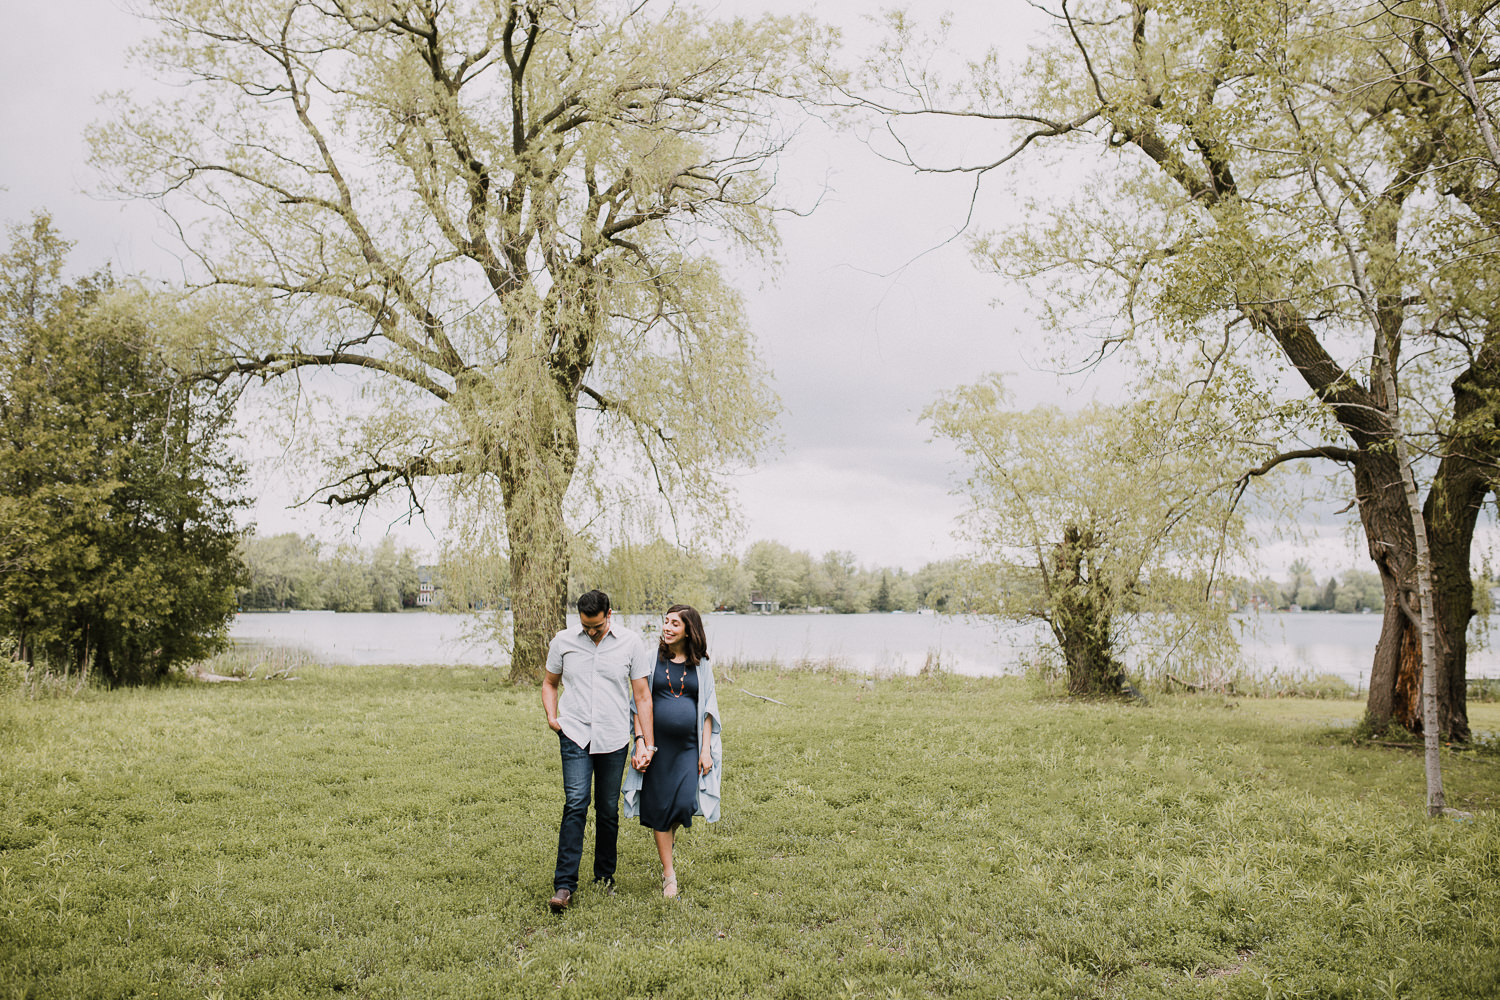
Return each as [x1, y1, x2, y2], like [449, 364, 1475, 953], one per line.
[547, 716, 562, 733]
[631, 743, 654, 771]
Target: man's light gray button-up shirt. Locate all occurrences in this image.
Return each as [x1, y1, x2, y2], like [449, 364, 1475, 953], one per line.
[545, 622, 654, 753]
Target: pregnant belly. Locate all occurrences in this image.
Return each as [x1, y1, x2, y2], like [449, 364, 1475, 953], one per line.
[652, 693, 698, 740]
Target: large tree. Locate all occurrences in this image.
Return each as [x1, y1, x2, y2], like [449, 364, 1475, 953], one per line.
[0, 215, 247, 685]
[927, 375, 1252, 695]
[96, 0, 821, 682]
[743, 539, 807, 609]
[237, 532, 326, 610]
[857, 0, 1500, 738]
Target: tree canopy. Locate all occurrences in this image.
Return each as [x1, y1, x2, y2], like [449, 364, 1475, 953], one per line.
[0, 215, 247, 686]
[854, 0, 1500, 738]
[927, 375, 1251, 694]
[95, 0, 830, 682]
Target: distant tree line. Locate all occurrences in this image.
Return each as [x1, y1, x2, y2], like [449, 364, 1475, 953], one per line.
[564, 538, 980, 616]
[576, 539, 1433, 619]
[237, 534, 424, 613]
[241, 535, 983, 617]
[1240, 561, 1387, 614]
[244, 530, 1415, 621]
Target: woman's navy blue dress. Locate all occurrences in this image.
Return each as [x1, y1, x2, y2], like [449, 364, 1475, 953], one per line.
[640, 655, 699, 831]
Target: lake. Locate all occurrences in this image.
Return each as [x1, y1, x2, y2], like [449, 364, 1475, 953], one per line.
[229, 610, 1500, 685]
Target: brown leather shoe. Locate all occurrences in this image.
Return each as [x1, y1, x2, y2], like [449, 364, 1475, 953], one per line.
[548, 888, 572, 913]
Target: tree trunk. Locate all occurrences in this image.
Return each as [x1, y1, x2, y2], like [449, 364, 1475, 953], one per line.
[1426, 454, 1484, 742]
[1353, 449, 1414, 729]
[1362, 501, 1473, 743]
[503, 483, 570, 686]
[1057, 609, 1125, 696]
[1420, 348, 1500, 743]
[1049, 525, 1125, 696]
[1358, 375, 1491, 743]
[1351, 443, 1482, 741]
[1374, 353, 1447, 814]
[496, 370, 581, 686]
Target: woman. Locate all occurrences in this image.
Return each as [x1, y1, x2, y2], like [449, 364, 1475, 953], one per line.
[623, 604, 721, 898]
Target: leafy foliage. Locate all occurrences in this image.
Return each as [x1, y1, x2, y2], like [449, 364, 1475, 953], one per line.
[0, 215, 246, 685]
[94, 0, 828, 681]
[855, 0, 1500, 738]
[927, 375, 1253, 693]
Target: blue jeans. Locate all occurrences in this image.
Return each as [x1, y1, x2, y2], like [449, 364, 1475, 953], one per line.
[554, 731, 628, 893]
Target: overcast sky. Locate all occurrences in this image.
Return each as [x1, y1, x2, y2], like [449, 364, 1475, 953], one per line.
[0, 0, 1376, 574]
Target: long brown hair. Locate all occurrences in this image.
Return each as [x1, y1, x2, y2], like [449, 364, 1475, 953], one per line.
[658, 604, 708, 667]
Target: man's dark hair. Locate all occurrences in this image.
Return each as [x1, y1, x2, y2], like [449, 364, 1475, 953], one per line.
[576, 590, 611, 616]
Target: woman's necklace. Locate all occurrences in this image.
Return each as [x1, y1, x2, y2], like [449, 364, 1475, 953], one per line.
[664, 656, 686, 697]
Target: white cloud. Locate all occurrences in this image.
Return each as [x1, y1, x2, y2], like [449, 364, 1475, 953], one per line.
[733, 459, 966, 569]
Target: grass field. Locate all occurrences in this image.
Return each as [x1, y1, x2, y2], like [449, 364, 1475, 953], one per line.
[3, 663, 1499, 999]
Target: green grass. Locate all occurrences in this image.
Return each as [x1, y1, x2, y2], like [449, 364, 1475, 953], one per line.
[3, 665, 1499, 999]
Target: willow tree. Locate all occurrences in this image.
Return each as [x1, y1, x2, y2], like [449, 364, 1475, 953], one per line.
[857, 0, 1500, 738]
[95, 1, 819, 682]
[927, 375, 1252, 695]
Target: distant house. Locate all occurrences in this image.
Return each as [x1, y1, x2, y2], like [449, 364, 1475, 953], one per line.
[1210, 587, 1240, 612]
[417, 566, 442, 608]
[749, 591, 779, 614]
[415, 566, 509, 610]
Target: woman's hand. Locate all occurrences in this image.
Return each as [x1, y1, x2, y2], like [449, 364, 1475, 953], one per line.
[698, 749, 712, 776]
[631, 741, 654, 771]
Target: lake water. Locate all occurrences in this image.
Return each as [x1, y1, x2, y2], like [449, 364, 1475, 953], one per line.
[229, 610, 1500, 684]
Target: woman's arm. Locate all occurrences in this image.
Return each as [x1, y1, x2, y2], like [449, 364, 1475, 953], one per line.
[698, 714, 713, 775]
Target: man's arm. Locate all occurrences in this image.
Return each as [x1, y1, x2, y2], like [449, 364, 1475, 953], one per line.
[541, 635, 566, 732]
[628, 634, 656, 770]
[632, 677, 656, 746]
[630, 677, 655, 770]
[542, 670, 563, 732]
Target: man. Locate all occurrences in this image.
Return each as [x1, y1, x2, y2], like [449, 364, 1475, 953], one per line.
[541, 590, 656, 912]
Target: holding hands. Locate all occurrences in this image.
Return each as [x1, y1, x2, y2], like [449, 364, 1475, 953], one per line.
[632, 735, 656, 772]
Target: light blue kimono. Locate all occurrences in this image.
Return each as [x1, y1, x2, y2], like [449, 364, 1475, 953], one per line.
[623, 654, 722, 823]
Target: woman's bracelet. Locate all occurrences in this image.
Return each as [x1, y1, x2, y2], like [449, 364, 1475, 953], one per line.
[635, 735, 657, 752]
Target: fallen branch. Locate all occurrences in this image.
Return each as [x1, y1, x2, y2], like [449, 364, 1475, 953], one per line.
[1166, 673, 1235, 695]
[739, 688, 786, 705]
